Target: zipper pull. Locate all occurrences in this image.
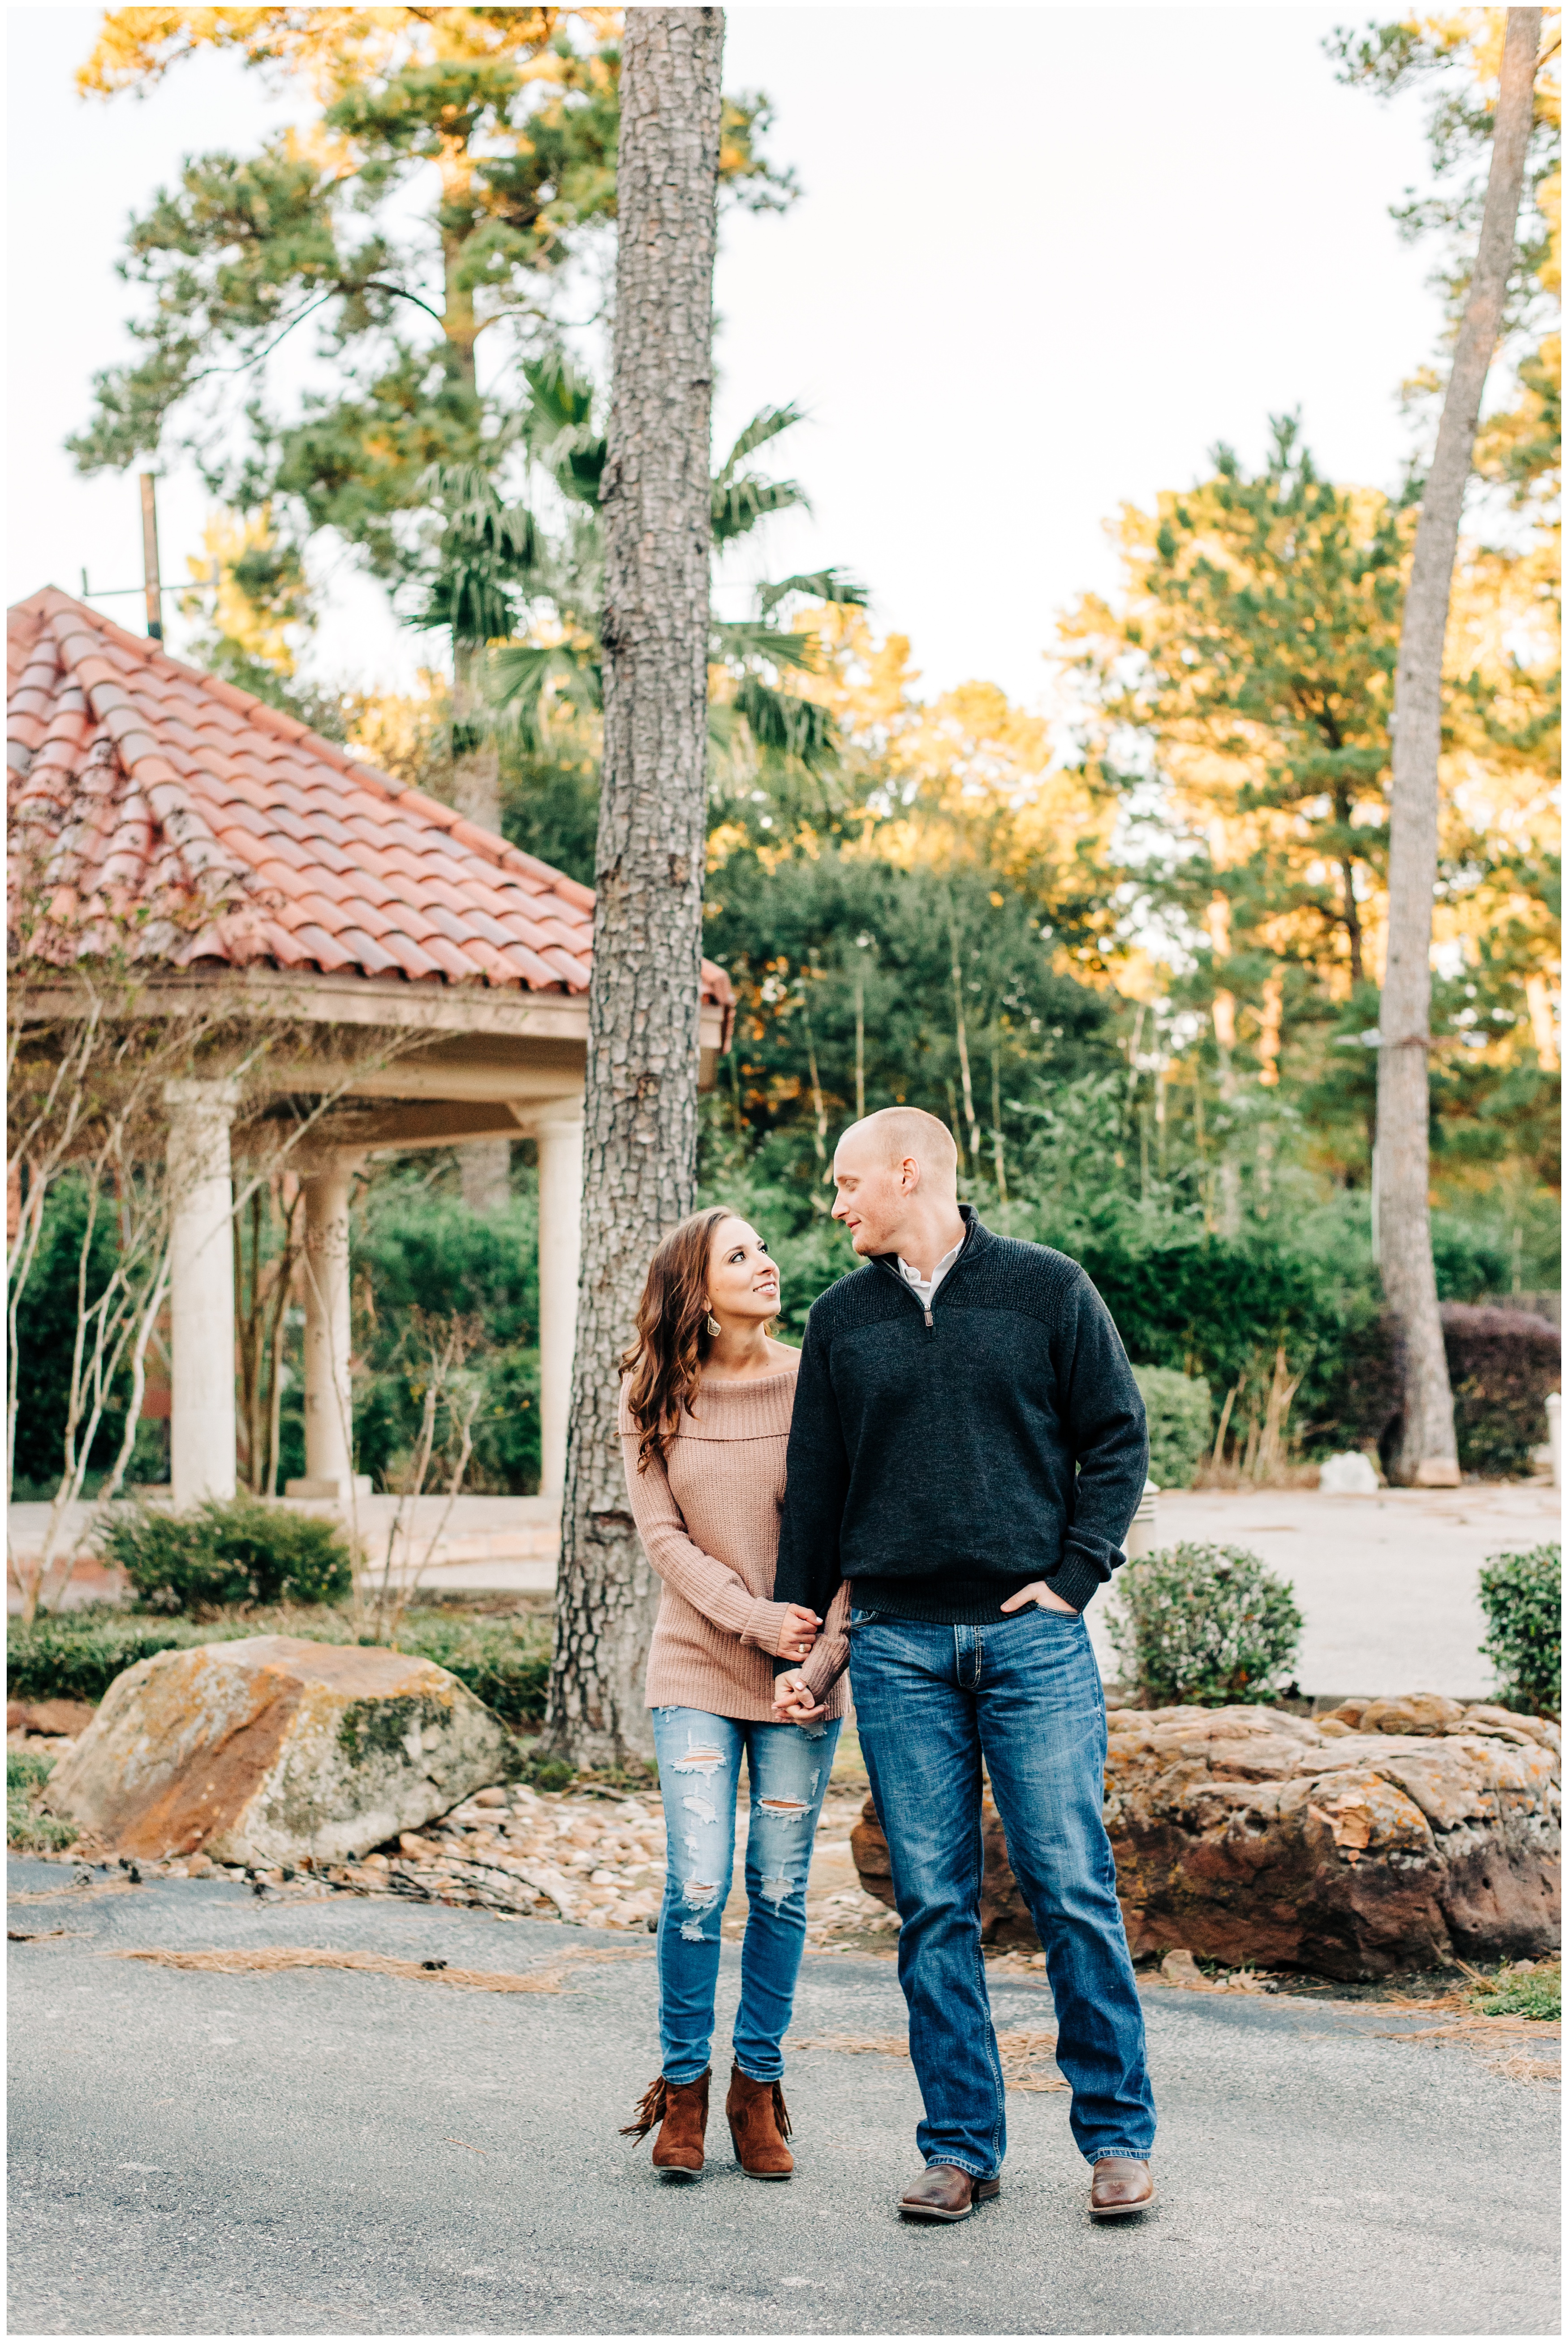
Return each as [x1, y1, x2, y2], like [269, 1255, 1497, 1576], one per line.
[924, 1307, 934, 1328]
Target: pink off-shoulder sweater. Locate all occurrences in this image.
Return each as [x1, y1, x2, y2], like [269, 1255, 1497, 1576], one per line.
[619, 1357, 851, 1722]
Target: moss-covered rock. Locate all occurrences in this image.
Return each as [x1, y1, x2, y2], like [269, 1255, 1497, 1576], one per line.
[44, 1636, 513, 1867]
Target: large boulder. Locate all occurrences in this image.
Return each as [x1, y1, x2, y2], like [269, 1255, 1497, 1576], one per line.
[45, 1636, 513, 1868]
[852, 1700, 1561, 1979]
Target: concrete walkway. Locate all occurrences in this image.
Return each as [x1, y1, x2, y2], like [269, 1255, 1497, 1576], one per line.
[7, 1860, 1558, 2336]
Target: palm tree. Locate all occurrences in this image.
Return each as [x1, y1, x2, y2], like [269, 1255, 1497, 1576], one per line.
[486, 356, 864, 777]
[410, 463, 537, 835]
[1376, 7, 1543, 1483]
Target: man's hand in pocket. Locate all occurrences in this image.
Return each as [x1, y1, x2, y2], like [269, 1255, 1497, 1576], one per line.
[999, 1580, 1078, 1616]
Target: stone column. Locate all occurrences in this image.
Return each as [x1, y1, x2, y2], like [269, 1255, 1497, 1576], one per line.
[286, 1154, 368, 1502]
[164, 1079, 241, 1510]
[534, 1109, 584, 1501]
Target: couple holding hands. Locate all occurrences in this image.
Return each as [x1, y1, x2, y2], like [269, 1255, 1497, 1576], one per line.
[618, 1107, 1157, 2223]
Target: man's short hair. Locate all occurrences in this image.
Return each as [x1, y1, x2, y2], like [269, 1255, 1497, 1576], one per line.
[845, 1107, 958, 1186]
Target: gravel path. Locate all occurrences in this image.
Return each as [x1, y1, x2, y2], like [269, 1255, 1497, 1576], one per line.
[8, 1858, 1558, 2336]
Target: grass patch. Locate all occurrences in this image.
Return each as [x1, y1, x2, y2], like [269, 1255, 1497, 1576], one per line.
[7, 1604, 552, 1726]
[1472, 1961, 1561, 2020]
[6, 1750, 75, 1853]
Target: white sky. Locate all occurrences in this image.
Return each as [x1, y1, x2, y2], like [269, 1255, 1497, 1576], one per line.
[7, 3, 1447, 709]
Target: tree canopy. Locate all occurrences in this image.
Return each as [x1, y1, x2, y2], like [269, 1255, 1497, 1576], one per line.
[70, 7, 790, 603]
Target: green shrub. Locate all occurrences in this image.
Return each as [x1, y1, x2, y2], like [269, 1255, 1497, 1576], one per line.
[6, 1602, 551, 1724]
[1132, 1365, 1212, 1490]
[1107, 1541, 1303, 1707]
[1478, 1542, 1561, 1715]
[1473, 1962, 1561, 2020]
[6, 1612, 207, 1704]
[102, 1498, 354, 1613]
[7, 1750, 75, 1852]
[393, 1611, 552, 1726]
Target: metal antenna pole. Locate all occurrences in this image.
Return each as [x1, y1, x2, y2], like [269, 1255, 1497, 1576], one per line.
[139, 473, 164, 640]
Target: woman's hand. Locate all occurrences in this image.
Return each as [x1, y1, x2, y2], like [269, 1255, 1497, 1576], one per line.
[773, 1602, 823, 1662]
[772, 1668, 828, 1724]
[999, 1580, 1078, 1616]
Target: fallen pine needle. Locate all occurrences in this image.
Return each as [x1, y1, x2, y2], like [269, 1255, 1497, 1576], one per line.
[790, 2029, 1065, 2092]
[9, 1881, 140, 1906]
[996, 2030, 1068, 2092]
[105, 1943, 650, 1993]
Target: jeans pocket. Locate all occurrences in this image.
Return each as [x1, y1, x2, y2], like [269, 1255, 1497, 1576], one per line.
[847, 1608, 882, 1632]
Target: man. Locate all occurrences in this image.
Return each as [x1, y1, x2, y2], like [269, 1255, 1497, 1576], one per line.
[771, 1107, 1156, 2223]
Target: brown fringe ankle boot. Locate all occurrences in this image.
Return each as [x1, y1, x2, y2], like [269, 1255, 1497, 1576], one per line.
[621, 2070, 710, 2178]
[725, 2063, 794, 2178]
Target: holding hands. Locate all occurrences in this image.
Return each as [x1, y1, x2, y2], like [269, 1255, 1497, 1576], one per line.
[772, 1668, 828, 1724]
[771, 1603, 828, 1724]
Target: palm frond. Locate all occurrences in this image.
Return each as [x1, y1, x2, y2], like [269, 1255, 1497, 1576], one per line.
[522, 352, 598, 441]
[487, 639, 602, 745]
[714, 401, 806, 484]
[713, 617, 820, 673]
[732, 674, 840, 772]
[712, 472, 809, 545]
[757, 568, 869, 616]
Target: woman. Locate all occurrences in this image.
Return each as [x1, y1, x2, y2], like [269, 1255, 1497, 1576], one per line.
[618, 1206, 849, 2183]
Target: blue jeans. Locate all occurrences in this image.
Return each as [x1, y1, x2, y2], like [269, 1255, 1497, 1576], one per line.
[651, 1706, 841, 2086]
[849, 1604, 1155, 2177]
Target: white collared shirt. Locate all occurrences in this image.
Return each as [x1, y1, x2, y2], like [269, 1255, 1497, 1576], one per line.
[896, 1236, 964, 1313]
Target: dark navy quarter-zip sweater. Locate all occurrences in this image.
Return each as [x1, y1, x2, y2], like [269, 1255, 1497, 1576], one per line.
[771, 1208, 1148, 1636]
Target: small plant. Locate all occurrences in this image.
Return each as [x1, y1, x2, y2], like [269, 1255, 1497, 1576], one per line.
[1472, 1960, 1561, 2021]
[6, 1750, 75, 1851]
[1131, 1365, 1212, 1490]
[102, 1496, 354, 1614]
[1478, 1542, 1561, 1716]
[1107, 1541, 1303, 1707]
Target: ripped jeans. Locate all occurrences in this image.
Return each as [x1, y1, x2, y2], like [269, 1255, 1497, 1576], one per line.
[651, 1706, 841, 2086]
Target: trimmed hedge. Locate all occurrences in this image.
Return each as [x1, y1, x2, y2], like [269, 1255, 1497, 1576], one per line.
[6, 1605, 552, 1726]
[1131, 1365, 1212, 1490]
[1478, 1543, 1561, 1716]
[1331, 1305, 1561, 1479]
[1107, 1541, 1304, 1706]
[102, 1498, 354, 1612]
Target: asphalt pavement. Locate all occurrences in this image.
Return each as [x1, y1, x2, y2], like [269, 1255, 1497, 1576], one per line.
[8, 1858, 1559, 2336]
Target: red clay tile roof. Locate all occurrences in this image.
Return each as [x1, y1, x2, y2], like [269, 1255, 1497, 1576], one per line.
[7, 589, 733, 1012]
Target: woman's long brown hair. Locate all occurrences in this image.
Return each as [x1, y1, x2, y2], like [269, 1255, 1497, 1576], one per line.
[620, 1206, 738, 1472]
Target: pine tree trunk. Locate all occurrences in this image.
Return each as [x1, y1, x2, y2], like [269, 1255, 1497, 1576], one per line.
[1377, 7, 1540, 1484]
[545, 7, 724, 1770]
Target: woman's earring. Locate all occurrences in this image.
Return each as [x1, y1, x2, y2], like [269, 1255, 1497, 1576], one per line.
[705, 1307, 721, 1337]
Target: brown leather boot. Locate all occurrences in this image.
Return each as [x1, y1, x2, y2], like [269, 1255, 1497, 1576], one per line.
[1090, 2157, 1155, 2218]
[899, 2164, 1001, 2221]
[725, 2063, 794, 2178]
[621, 2070, 710, 2178]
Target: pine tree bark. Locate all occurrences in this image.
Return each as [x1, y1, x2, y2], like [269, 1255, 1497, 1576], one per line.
[545, 7, 724, 1769]
[1377, 7, 1541, 1484]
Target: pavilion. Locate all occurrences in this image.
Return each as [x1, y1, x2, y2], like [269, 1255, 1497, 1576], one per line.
[7, 589, 733, 1512]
